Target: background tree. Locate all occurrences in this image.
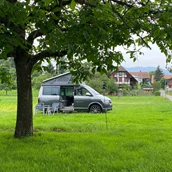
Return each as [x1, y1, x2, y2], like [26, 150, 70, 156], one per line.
[55, 56, 69, 75]
[107, 78, 118, 95]
[86, 72, 109, 94]
[160, 78, 167, 89]
[0, 59, 16, 94]
[0, 0, 172, 138]
[32, 73, 52, 90]
[43, 62, 56, 76]
[154, 66, 164, 82]
[32, 61, 57, 89]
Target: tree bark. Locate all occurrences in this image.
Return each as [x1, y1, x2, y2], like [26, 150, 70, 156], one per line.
[14, 52, 33, 138]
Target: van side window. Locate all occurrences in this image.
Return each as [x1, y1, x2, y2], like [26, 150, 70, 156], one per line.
[43, 87, 60, 95]
[60, 87, 74, 96]
[75, 87, 89, 96]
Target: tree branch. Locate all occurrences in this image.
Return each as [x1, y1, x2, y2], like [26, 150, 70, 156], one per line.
[26, 29, 43, 49]
[110, 1, 151, 49]
[30, 50, 67, 66]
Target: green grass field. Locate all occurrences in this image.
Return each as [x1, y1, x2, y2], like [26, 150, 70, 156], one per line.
[0, 91, 172, 172]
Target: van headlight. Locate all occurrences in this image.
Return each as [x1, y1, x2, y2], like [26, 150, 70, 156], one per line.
[104, 100, 111, 105]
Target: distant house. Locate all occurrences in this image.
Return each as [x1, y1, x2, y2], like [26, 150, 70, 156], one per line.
[163, 75, 172, 91]
[129, 72, 150, 84]
[109, 66, 138, 89]
[163, 75, 172, 81]
[151, 74, 172, 90]
[166, 81, 172, 90]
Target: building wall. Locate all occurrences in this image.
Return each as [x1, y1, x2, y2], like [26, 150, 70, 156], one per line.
[114, 71, 130, 85]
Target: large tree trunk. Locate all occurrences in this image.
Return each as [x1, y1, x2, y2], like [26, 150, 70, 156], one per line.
[14, 53, 33, 138]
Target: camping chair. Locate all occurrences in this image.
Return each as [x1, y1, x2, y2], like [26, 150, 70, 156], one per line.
[51, 102, 59, 115]
[43, 105, 52, 115]
[34, 103, 44, 115]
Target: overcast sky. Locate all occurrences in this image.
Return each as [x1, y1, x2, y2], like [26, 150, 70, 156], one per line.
[120, 44, 168, 69]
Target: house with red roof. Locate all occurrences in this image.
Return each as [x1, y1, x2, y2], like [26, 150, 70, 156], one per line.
[151, 74, 172, 90]
[163, 75, 172, 80]
[163, 75, 172, 90]
[130, 72, 150, 84]
[109, 66, 138, 89]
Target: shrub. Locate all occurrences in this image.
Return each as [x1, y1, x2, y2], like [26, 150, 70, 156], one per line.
[130, 90, 138, 96]
[152, 81, 161, 92]
[122, 89, 128, 96]
[154, 91, 161, 96]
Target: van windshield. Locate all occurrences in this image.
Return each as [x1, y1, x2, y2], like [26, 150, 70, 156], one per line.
[83, 85, 100, 95]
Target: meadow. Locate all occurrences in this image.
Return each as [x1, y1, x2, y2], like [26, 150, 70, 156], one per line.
[0, 90, 172, 172]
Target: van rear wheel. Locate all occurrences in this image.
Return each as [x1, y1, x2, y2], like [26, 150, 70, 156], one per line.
[89, 104, 102, 113]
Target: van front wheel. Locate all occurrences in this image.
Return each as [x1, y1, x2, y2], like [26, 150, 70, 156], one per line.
[89, 104, 102, 113]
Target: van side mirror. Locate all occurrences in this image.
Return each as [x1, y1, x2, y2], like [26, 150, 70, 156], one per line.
[86, 92, 91, 96]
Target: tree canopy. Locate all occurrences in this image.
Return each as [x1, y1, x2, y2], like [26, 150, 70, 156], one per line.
[1, 0, 172, 75]
[0, 0, 172, 137]
[154, 65, 164, 81]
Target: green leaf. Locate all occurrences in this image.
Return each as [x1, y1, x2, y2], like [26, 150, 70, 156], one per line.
[53, 7, 61, 12]
[70, 0, 76, 11]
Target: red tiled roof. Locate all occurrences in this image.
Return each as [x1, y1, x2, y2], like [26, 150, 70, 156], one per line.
[163, 75, 172, 79]
[129, 72, 150, 79]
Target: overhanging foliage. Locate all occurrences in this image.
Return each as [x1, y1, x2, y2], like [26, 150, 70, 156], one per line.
[0, 0, 172, 137]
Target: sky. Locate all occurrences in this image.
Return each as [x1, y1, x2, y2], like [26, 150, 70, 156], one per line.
[120, 44, 168, 69]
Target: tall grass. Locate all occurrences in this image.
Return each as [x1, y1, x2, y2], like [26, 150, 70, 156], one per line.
[0, 93, 172, 171]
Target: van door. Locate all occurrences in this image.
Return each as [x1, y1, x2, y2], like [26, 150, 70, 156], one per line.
[59, 86, 74, 109]
[74, 86, 93, 111]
